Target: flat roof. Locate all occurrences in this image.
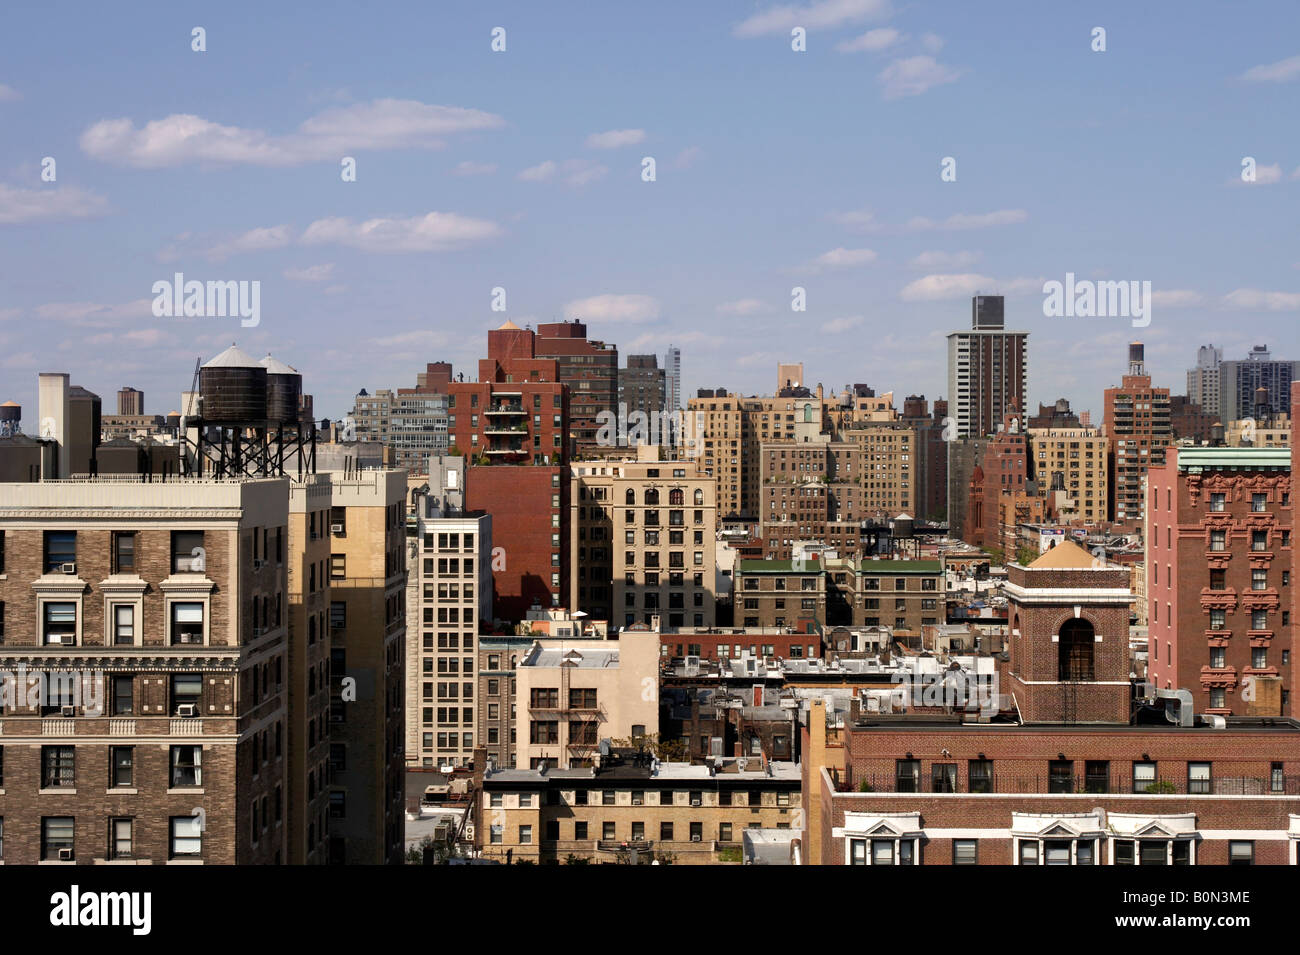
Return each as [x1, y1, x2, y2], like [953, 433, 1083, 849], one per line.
[854, 560, 942, 574]
[739, 559, 823, 573]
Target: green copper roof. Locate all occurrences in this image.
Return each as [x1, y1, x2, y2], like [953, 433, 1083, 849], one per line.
[1176, 447, 1290, 471]
[854, 560, 943, 574]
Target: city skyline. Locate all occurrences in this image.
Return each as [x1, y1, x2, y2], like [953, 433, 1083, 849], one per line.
[3, 2, 1299, 420]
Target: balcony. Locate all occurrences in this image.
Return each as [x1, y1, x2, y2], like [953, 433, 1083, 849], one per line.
[596, 839, 653, 853]
[485, 405, 526, 415]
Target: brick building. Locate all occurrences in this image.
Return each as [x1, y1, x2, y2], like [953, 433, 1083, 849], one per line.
[825, 558, 945, 630]
[1103, 342, 1171, 526]
[535, 320, 617, 459]
[449, 321, 570, 621]
[735, 559, 826, 630]
[1145, 446, 1293, 716]
[0, 477, 290, 864]
[964, 403, 1032, 552]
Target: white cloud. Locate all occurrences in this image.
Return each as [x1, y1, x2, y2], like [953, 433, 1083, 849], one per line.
[585, 129, 646, 149]
[207, 225, 293, 260]
[284, 263, 336, 282]
[0, 184, 109, 224]
[563, 294, 660, 324]
[920, 33, 944, 53]
[821, 315, 864, 333]
[879, 56, 962, 99]
[1150, 289, 1203, 307]
[734, 0, 892, 37]
[34, 299, 154, 327]
[905, 208, 1027, 231]
[518, 159, 607, 186]
[1239, 162, 1283, 185]
[673, 146, 702, 169]
[0, 84, 19, 102]
[810, 247, 877, 269]
[1222, 288, 1300, 310]
[909, 250, 980, 269]
[80, 99, 504, 168]
[899, 273, 1040, 301]
[827, 208, 877, 230]
[1240, 54, 1300, 83]
[717, 298, 767, 316]
[300, 212, 502, 253]
[835, 28, 901, 53]
[453, 160, 497, 176]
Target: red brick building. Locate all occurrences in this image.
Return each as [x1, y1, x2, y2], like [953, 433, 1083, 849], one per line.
[1146, 444, 1293, 716]
[535, 320, 617, 459]
[800, 532, 1300, 865]
[963, 402, 1032, 552]
[448, 321, 570, 622]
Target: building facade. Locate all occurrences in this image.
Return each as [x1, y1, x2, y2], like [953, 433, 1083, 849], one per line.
[1103, 343, 1171, 526]
[946, 295, 1029, 440]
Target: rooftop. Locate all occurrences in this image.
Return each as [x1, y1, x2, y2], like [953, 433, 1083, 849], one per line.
[1175, 446, 1290, 471]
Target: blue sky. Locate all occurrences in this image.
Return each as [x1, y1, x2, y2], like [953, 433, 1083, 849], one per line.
[2, 0, 1298, 423]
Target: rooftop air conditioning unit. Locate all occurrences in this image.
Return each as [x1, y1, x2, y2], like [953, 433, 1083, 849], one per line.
[60, 562, 76, 574]
[58, 848, 73, 861]
[60, 705, 76, 717]
[177, 704, 197, 718]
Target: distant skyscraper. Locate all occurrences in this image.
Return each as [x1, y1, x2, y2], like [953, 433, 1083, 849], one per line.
[1218, 345, 1298, 422]
[619, 354, 666, 426]
[1103, 342, 1171, 525]
[117, 386, 143, 416]
[946, 295, 1028, 439]
[1186, 344, 1223, 418]
[663, 345, 681, 412]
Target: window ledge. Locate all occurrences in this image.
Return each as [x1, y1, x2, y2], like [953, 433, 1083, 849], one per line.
[106, 788, 138, 795]
[38, 788, 77, 796]
[166, 788, 204, 795]
[38, 860, 76, 865]
[166, 858, 204, 865]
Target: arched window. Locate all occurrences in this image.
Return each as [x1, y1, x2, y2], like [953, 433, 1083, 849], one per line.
[645, 488, 659, 506]
[669, 488, 684, 506]
[626, 488, 635, 505]
[694, 489, 704, 506]
[1058, 618, 1095, 681]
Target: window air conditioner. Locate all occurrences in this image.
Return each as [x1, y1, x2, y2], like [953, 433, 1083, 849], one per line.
[690, 834, 702, 842]
[61, 562, 76, 574]
[331, 524, 344, 535]
[177, 704, 197, 717]
[60, 705, 76, 717]
[58, 848, 73, 861]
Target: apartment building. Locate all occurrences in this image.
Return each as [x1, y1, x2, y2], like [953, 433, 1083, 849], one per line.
[825, 558, 945, 631]
[946, 295, 1029, 440]
[1028, 426, 1109, 524]
[1145, 446, 1293, 716]
[410, 496, 492, 768]
[1103, 343, 1171, 526]
[325, 468, 408, 864]
[841, 424, 916, 519]
[475, 757, 802, 864]
[1187, 344, 1223, 419]
[570, 450, 717, 627]
[286, 474, 334, 863]
[514, 631, 660, 770]
[535, 320, 618, 459]
[734, 559, 826, 630]
[0, 476, 290, 864]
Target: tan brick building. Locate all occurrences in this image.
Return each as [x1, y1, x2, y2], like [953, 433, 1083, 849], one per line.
[825, 558, 945, 630]
[1028, 426, 1110, 523]
[735, 559, 826, 630]
[0, 477, 289, 864]
[570, 451, 717, 628]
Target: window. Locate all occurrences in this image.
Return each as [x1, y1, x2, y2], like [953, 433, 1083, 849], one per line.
[1210, 493, 1225, 512]
[170, 602, 204, 644]
[112, 675, 134, 715]
[1188, 762, 1211, 794]
[1132, 761, 1156, 793]
[42, 746, 75, 789]
[1019, 841, 1039, 865]
[43, 602, 77, 645]
[1210, 568, 1226, 590]
[1048, 760, 1074, 793]
[1085, 761, 1109, 793]
[969, 759, 993, 793]
[330, 554, 346, 579]
[330, 792, 346, 818]
[171, 530, 204, 573]
[170, 816, 202, 857]
[518, 825, 533, 845]
[1253, 531, 1268, 552]
[931, 763, 957, 793]
[1252, 569, 1267, 591]
[602, 822, 616, 841]
[111, 747, 134, 788]
[171, 673, 202, 715]
[660, 821, 673, 841]
[44, 531, 76, 573]
[1210, 529, 1226, 551]
[112, 605, 135, 645]
[1251, 493, 1266, 513]
[895, 759, 920, 793]
[574, 821, 588, 840]
[110, 818, 133, 860]
[602, 789, 616, 806]
[42, 817, 74, 861]
[689, 822, 703, 842]
[170, 745, 202, 787]
[113, 532, 136, 573]
[1210, 608, 1226, 630]
[1228, 841, 1254, 866]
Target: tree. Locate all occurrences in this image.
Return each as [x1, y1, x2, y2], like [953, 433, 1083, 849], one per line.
[1015, 545, 1039, 566]
[611, 732, 689, 761]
